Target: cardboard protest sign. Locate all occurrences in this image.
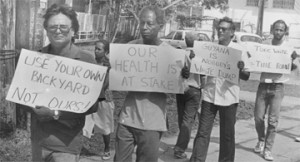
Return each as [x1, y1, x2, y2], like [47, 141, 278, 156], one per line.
[109, 44, 186, 94]
[6, 49, 107, 113]
[246, 42, 292, 74]
[190, 41, 242, 84]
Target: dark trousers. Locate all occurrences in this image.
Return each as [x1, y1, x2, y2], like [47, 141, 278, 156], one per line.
[114, 124, 162, 162]
[190, 101, 238, 162]
[175, 87, 201, 152]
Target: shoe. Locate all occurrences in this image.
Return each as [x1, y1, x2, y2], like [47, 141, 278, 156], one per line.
[254, 141, 264, 153]
[174, 150, 187, 159]
[263, 150, 274, 161]
[295, 137, 300, 142]
[102, 151, 111, 160]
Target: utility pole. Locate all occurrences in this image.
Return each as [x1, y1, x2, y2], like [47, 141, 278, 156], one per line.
[256, 0, 265, 36]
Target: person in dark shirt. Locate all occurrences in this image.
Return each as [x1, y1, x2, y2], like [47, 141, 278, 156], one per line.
[30, 4, 98, 162]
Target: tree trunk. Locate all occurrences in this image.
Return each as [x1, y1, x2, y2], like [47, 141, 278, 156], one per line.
[0, 0, 16, 137]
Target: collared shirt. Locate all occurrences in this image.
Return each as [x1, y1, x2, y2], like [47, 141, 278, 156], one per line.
[37, 44, 97, 154]
[202, 42, 243, 106]
[260, 39, 291, 83]
[118, 39, 168, 131]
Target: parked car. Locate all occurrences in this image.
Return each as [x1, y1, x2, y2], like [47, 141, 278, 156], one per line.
[161, 30, 211, 49]
[232, 32, 263, 44]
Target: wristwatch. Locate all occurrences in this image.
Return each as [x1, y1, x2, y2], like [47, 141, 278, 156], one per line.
[53, 110, 60, 120]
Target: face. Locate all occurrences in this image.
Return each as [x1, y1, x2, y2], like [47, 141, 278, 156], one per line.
[217, 21, 234, 43]
[46, 13, 74, 47]
[272, 23, 286, 41]
[95, 42, 107, 59]
[139, 10, 162, 42]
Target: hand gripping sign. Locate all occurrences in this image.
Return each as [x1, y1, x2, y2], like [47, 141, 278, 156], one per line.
[6, 49, 107, 113]
[109, 44, 186, 94]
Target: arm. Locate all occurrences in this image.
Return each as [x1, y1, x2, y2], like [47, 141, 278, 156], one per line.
[291, 51, 298, 71]
[33, 102, 98, 121]
[238, 61, 250, 81]
[200, 74, 206, 88]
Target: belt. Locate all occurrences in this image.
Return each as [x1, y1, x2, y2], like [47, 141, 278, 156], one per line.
[260, 82, 283, 85]
[98, 98, 105, 102]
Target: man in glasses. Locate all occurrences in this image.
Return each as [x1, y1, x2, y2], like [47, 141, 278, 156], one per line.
[190, 16, 250, 162]
[29, 4, 98, 162]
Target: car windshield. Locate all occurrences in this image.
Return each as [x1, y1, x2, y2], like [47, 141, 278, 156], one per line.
[197, 33, 210, 41]
[241, 35, 262, 43]
[165, 31, 175, 39]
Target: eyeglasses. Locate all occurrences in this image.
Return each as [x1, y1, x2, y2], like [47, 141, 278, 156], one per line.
[47, 25, 71, 34]
[217, 27, 230, 32]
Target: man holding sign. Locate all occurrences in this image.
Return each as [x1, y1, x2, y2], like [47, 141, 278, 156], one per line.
[190, 17, 250, 162]
[113, 6, 188, 162]
[16, 4, 99, 162]
[253, 20, 297, 161]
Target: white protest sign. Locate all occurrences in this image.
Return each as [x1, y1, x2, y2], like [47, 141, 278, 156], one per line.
[6, 49, 107, 113]
[246, 42, 292, 74]
[191, 41, 242, 84]
[109, 44, 186, 94]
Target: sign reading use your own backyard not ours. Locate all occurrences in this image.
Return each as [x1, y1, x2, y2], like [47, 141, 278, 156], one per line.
[109, 44, 186, 94]
[6, 49, 107, 113]
[190, 41, 242, 84]
[246, 42, 293, 74]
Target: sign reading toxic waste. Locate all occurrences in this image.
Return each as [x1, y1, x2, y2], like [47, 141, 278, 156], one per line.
[246, 42, 293, 74]
[6, 49, 107, 113]
[191, 41, 242, 84]
[109, 44, 186, 94]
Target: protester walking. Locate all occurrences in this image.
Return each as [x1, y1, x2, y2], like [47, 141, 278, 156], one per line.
[113, 5, 189, 162]
[83, 39, 114, 160]
[253, 20, 298, 161]
[173, 31, 205, 159]
[190, 16, 250, 162]
[30, 4, 98, 162]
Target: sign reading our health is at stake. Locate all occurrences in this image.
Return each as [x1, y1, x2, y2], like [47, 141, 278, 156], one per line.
[246, 42, 292, 74]
[109, 44, 186, 94]
[6, 49, 107, 113]
[190, 41, 242, 84]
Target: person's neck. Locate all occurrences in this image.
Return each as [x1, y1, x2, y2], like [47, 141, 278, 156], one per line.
[272, 38, 284, 46]
[143, 38, 161, 45]
[50, 42, 72, 55]
[96, 56, 105, 63]
[218, 39, 231, 46]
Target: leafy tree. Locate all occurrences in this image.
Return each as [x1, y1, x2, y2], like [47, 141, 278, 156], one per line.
[108, 0, 229, 43]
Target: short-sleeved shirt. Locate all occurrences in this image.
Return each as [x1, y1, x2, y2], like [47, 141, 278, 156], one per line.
[185, 47, 202, 89]
[202, 42, 243, 106]
[260, 39, 290, 83]
[37, 44, 97, 154]
[98, 54, 113, 101]
[118, 39, 168, 131]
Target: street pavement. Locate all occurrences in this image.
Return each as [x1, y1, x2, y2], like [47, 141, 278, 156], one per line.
[80, 90, 300, 162]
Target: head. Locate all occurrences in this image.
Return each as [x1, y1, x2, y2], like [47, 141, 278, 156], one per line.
[43, 4, 79, 48]
[95, 39, 109, 60]
[272, 20, 288, 41]
[217, 17, 235, 45]
[185, 32, 200, 48]
[139, 6, 165, 44]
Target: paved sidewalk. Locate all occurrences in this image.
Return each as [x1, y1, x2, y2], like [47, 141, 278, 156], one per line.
[80, 91, 300, 162]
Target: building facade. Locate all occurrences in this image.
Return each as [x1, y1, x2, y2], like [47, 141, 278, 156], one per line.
[228, 0, 300, 36]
